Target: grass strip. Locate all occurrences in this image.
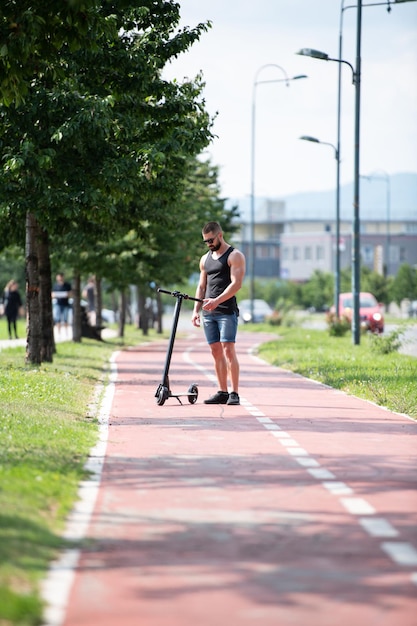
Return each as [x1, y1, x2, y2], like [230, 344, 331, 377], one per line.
[254, 324, 417, 419]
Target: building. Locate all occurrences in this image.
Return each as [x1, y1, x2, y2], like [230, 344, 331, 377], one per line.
[234, 172, 417, 281]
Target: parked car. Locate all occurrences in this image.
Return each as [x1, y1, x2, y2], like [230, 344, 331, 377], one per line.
[332, 292, 384, 333]
[238, 299, 273, 323]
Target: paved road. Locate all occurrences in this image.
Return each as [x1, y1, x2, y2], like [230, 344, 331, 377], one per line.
[41, 328, 417, 626]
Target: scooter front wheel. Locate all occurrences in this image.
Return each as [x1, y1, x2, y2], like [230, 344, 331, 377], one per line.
[156, 385, 169, 406]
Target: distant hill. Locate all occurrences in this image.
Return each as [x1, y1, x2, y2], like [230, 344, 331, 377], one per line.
[230, 172, 417, 222]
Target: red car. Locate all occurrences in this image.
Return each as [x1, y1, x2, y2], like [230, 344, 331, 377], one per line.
[335, 292, 384, 333]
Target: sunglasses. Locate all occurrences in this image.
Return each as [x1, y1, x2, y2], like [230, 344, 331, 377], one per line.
[203, 236, 217, 245]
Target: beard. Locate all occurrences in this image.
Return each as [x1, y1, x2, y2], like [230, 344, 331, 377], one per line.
[210, 241, 221, 252]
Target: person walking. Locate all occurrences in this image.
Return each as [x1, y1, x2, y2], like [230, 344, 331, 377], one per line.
[191, 221, 246, 405]
[3, 280, 23, 339]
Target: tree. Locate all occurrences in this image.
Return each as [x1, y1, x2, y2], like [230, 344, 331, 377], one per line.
[390, 263, 417, 305]
[0, 0, 117, 106]
[300, 270, 333, 311]
[0, 1, 214, 362]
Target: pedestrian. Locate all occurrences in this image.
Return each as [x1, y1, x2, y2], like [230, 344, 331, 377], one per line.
[3, 279, 23, 339]
[52, 272, 72, 335]
[191, 221, 246, 405]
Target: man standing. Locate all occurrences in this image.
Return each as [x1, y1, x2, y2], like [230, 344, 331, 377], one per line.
[191, 221, 246, 405]
[52, 272, 72, 335]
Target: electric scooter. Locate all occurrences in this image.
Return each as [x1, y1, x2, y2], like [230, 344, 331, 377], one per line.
[154, 288, 202, 406]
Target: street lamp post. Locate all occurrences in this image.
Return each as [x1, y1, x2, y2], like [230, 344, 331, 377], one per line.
[299, 136, 341, 317]
[297, 28, 360, 343]
[249, 65, 306, 322]
[361, 170, 391, 275]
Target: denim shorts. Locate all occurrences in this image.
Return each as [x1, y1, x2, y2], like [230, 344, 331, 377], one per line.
[202, 311, 238, 344]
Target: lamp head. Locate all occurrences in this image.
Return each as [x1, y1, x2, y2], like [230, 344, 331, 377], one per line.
[299, 135, 320, 144]
[292, 74, 308, 80]
[296, 48, 329, 61]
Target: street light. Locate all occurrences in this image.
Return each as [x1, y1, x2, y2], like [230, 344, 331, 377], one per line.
[249, 64, 307, 321]
[299, 135, 341, 317]
[296, 20, 361, 345]
[361, 170, 391, 275]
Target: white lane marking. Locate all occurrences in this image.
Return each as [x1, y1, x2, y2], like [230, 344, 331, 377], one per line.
[41, 550, 80, 626]
[294, 457, 321, 468]
[381, 542, 417, 566]
[186, 345, 417, 572]
[263, 423, 281, 430]
[287, 447, 309, 456]
[340, 498, 376, 515]
[308, 468, 336, 480]
[359, 518, 399, 538]
[41, 353, 118, 626]
[279, 438, 300, 447]
[322, 481, 353, 495]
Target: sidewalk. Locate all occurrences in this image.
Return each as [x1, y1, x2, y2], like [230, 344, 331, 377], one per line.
[40, 328, 417, 626]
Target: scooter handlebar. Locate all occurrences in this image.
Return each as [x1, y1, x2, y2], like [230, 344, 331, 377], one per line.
[157, 288, 203, 303]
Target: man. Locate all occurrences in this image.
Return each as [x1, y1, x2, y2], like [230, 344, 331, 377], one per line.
[191, 221, 246, 405]
[52, 272, 72, 334]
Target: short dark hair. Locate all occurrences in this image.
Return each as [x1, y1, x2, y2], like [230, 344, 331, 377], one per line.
[202, 221, 221, 235]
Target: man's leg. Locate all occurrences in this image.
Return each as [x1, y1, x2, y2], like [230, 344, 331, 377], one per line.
[209, 341, 228, 391]
[223, 342, 239, 393]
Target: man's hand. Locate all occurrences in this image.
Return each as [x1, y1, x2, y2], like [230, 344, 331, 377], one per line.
[191, 312, 201, 327]
[202, 298, 218, 312]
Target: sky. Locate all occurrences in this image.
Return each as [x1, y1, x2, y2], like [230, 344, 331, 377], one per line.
[163, 0, 417, 201]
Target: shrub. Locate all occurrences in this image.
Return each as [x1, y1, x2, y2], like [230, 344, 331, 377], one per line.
[368, 328, 404, 354]
[326, 312, 351, 337]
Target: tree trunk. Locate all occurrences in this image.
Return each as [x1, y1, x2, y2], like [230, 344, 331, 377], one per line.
[118, 289, 126, 338]
[156, 287, 163, 334]
[72, 272, 82, 342]
[96, 276, 103, 335]
[138, 289, 149, 336]
[38, 226, 54, 362]
[25, 212, 42, 365]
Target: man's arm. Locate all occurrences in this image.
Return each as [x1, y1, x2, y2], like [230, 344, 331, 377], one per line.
[191, 254, 208, 326]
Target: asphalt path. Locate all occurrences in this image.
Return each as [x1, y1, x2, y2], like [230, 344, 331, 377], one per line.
[41, 326, 417, 626]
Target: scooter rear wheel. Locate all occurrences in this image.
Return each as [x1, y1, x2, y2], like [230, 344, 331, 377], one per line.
[187, 384, 198, 404]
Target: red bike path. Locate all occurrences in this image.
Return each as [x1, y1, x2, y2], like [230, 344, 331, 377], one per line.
[43, 329, 417, 626]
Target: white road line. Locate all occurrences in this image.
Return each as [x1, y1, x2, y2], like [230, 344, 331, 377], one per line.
[41, 353, 118, 626]
[279, 438, 300, 447]
[287, 447, 309, 456]
[359, 518, 399, 538]
[308, 468, 336, 480]
[188, 346, 417, 573]
[322, 481, 353, 495]
[340, 497, 376, 515]
[381, 542, 417, 566]
[294, 457, 321, 468]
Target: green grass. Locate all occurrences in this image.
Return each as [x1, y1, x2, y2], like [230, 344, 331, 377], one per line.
[0, 324, 166, 626]
[251, 324, 417, 419]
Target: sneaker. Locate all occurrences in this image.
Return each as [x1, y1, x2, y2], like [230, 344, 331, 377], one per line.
[204, 391, 229, 404]
[227, 392, 240, 405]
